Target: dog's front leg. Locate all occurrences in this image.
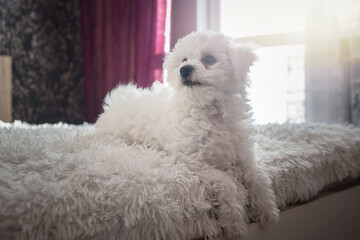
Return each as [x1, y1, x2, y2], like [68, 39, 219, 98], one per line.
[241, 158, 279, 225]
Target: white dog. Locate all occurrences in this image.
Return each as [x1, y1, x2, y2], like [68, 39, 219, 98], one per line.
[95, 31, 279, 225]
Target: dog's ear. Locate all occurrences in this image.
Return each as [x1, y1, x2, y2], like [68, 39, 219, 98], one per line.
[227, 42, 257, 81]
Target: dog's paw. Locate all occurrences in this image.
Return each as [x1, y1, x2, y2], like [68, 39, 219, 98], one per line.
[247, 180, 279, 224]
[249, 205, 279, 225]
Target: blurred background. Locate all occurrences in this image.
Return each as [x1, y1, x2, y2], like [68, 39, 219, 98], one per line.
[0, 0, 359, 126]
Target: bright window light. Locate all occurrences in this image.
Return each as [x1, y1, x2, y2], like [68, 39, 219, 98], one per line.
[220, 0, 311, 37]
[220, 0, 360, 37]
[220, 0, 360, 124]
[249, 45, 305, 124]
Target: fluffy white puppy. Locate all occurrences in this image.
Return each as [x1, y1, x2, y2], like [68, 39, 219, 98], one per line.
[95, 31, 279, 224]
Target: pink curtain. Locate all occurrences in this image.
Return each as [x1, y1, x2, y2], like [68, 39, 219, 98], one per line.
[81, 0, 167, 123]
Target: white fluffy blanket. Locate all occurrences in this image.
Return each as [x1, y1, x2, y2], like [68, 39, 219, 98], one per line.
[0, 121, 359, 240]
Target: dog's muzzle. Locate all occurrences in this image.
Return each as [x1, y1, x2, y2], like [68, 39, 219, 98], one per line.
[180, 65, 201, 87]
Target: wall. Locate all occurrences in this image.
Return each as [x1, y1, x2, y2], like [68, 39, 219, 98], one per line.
[0, 0, 85, 124]
[170, 0, 197, 49]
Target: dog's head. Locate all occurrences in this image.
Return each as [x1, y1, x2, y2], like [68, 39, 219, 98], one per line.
[164, 31, 256, 97]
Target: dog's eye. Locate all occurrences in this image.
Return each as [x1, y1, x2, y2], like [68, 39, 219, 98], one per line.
[182, 58, 188, 62]
[202, 55, 217, 65]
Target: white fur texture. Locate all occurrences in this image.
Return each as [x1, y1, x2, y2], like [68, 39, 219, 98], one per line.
[96, 32, 279, 225]
[0, 121, 359, 240]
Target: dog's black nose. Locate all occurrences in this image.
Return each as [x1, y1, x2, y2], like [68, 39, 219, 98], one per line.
[180, 65, 194, 78]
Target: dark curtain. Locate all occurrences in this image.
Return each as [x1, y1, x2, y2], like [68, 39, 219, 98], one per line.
[81, 0, 167, 123]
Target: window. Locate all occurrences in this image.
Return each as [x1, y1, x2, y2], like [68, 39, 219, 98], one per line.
[218, 0, 360, 124]
[248, 45, 305, 124]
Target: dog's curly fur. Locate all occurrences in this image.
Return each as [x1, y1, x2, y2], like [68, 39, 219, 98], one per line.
[95, 31, 279, 225]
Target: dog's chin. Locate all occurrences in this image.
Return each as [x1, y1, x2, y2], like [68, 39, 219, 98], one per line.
[181, 78, 201, 87]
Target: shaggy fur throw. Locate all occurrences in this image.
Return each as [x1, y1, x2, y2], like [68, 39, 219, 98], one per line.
[0, 121, 359, 240]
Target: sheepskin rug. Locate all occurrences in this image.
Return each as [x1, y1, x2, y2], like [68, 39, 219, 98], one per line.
[0, 121, 359, 240]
